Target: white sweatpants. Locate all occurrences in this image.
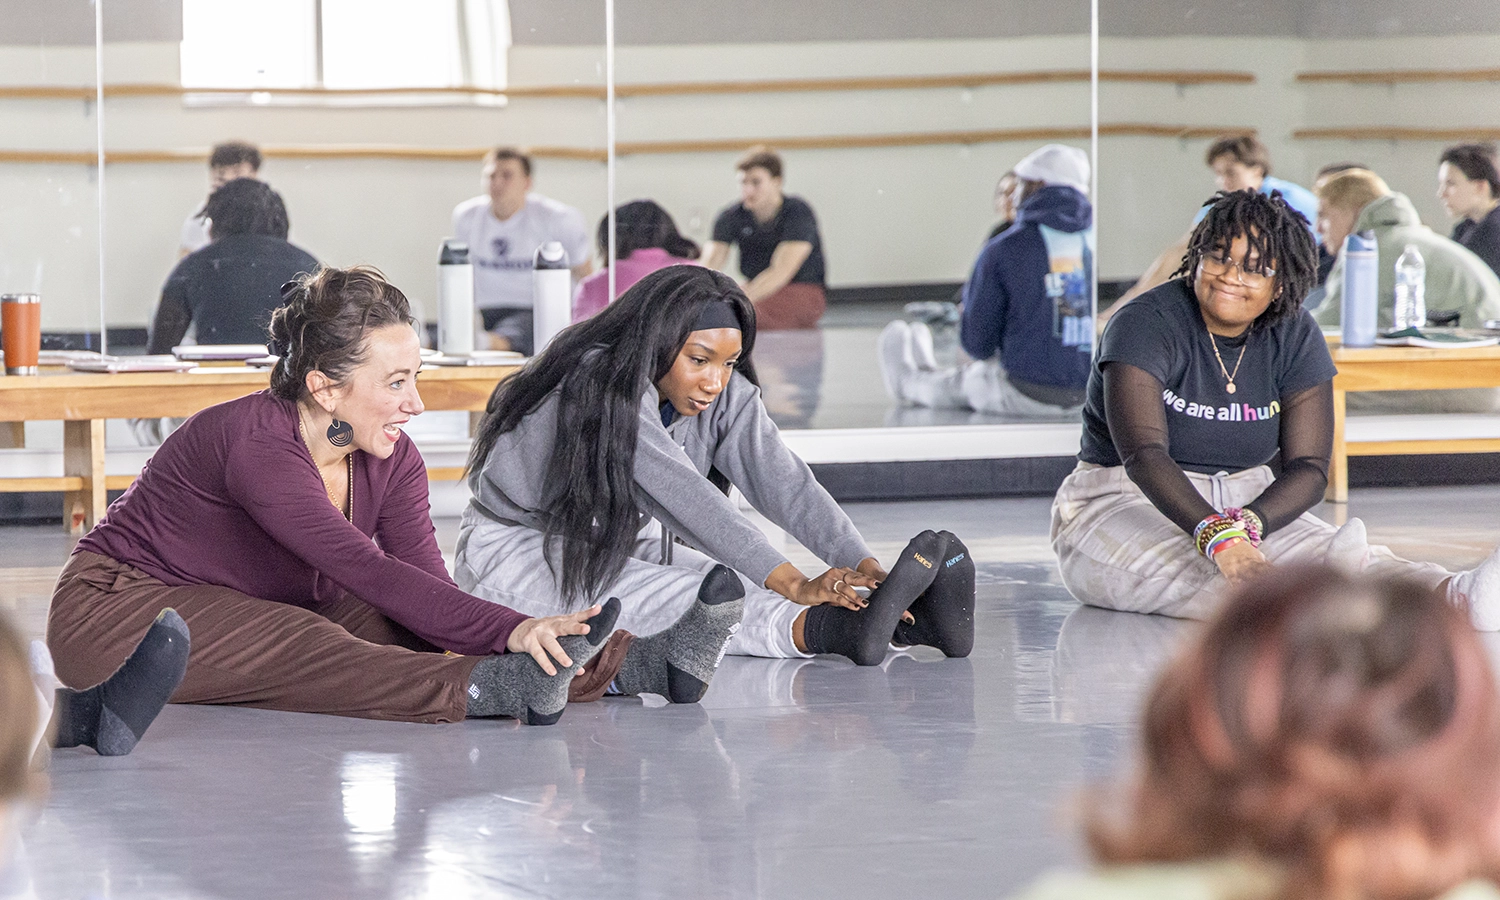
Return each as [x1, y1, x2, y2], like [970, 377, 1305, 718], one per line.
[453, 509, 808, 659]
[1050, 462, 1449, 620]
[901, 358, 1082, 418]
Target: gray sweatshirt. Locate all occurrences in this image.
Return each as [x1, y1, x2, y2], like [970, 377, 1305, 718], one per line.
[468, 371, 874, 587]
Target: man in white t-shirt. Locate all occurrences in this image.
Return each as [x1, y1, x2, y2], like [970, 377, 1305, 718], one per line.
[451, 147, 593, 355]
[179, 141, 263, 258]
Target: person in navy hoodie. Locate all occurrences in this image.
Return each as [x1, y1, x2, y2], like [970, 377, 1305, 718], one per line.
[880, 144, 1093, 416]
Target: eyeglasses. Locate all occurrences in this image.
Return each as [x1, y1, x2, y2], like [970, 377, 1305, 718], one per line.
[1199, 253, 1276, 287]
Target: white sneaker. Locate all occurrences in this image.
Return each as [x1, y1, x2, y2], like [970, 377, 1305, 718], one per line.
[909, 320, 940, 371]
[878, 321, 916, 403]
[1450, 546, 1500, 632]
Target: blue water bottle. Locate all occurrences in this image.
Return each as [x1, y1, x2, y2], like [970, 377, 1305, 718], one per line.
[1341, 230, 1378, 348]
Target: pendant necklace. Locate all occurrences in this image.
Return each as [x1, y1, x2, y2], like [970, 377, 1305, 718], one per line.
[298, 413, 353, 522]
[1208, 331, 1248, 395]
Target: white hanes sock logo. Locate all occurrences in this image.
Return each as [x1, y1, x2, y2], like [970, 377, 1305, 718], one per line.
[715, 622, 741, 668]
[468, 683, 481, 700]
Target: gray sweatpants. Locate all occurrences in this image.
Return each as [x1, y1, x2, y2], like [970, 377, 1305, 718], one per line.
[1050, 461, 1449, 620]
[453, 509, 808, 659]
[900, 358, 1082, 418]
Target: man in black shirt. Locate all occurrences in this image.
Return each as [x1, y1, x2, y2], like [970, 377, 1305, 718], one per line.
[702, 146, 827, 330]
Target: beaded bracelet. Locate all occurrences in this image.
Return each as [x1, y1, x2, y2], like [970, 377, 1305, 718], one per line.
[1224, 507, 1264, 546]
[1194, 513, 1251, 560]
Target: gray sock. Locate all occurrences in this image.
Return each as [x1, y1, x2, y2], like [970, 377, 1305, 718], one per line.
[615, 564, 745, 703]
[466, 598, 620, 725]
[54, 608, 191, 757]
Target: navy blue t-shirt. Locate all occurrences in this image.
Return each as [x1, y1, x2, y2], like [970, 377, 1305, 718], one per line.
[1079, 279, 1337, 474]
[712, 195, 826, 286]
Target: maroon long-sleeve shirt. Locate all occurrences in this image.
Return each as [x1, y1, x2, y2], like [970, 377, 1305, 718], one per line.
[77, 391, 527, 656]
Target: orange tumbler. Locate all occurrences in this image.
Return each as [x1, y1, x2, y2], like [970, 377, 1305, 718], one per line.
[1, 294, 41, 375]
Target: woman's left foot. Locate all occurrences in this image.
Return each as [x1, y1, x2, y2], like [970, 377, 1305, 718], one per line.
[803, 530, 948, 666]
[893, 530, 975, 657]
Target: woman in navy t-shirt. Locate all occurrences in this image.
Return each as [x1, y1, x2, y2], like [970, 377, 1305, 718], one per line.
[1052, 189, 1500, 628]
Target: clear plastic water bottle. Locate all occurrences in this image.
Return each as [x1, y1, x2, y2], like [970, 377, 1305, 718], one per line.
[1393, 243, 1426, 331]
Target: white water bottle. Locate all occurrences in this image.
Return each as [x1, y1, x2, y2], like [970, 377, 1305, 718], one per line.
[1393, 243, 1426, 331]
[532, 241, 572, 356]
[437, 239, 476, 354]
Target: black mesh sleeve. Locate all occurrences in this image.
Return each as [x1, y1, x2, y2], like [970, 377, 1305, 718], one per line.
[1102, 362, 1218, 534]
[1242, 381, 1332, 535]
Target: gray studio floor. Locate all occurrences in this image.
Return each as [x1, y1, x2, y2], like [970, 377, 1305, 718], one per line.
[5, 485, 1500, 899]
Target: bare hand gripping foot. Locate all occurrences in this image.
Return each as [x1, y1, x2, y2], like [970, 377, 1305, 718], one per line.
[466, 598, 621, 725]
[803, 530, 948, 666]
[615, 564, 746, 703]
[53, 608, 191, 757]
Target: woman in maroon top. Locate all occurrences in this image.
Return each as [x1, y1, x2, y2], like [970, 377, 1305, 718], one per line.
[46, 267, 619, 751]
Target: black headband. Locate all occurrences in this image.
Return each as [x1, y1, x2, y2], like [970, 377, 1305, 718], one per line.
[692, 301, 742, 333]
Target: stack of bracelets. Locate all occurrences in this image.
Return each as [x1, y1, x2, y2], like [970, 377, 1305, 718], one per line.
[1194, 507, 1265, 560]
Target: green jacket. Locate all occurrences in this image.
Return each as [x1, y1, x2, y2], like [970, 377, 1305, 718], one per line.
[1313, 192, 1500, 329]
[1012, 859, 1500, 900]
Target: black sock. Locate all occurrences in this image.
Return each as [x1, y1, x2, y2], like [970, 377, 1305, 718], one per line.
[54, 608, 192, 757]
[802, 530, 947, 666]
[467, 598, 620, 725]
[893, 530, 975, 658]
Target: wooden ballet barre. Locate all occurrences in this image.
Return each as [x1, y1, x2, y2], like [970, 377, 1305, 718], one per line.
[0, 70, 1255, 103]
[0, 125, 1255, 168]
[1294, 127, 1500, 142]
[1296, 68, 1500, 84]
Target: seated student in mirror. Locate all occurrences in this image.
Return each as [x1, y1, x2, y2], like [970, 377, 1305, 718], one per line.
[1311, 167, 1500, 412]
[135, 179, 321, 446]
[1011, 565, 1500, 900]
[457, 265, 977, 703]
[1108, 135, 1321, 315]
[701, 146, 827, 330]
[1051, 189, 1500, 631]
[451, 147, 593, 356]
[51, 266, 624, 742]
[178, 140, 261, 259]
[573, 200, 700, 323]
[879, 144, 1094, 417]
[149, 178, 318, 355]
[1439, 143, 1500, 279]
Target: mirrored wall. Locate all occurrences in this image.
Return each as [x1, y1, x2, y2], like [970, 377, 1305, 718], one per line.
[605, 0, 1095, 431]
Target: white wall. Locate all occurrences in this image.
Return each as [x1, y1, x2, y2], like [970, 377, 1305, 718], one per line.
[3, 28, 1499, 330]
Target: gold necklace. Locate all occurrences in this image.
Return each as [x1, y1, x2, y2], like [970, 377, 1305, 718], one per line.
[1208, 330, 1248, 395]
[298, 412, 352, 522]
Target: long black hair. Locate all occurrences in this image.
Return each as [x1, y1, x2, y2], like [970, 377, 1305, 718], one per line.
[597, 199, 701, 261]
[1172, 189, 1319, 328]
[467, 265, 758, 607]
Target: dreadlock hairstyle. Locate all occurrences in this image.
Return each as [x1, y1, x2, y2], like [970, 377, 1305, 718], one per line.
[466, 265, 758, 608]
[1172, 189, 1320, 328]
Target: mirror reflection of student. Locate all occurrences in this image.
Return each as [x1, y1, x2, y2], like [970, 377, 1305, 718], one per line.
[179, 141, 262, 259]
[701, 146, 827, 331]
[879, 145, 1094, 418]
[451, 147, 593, 356]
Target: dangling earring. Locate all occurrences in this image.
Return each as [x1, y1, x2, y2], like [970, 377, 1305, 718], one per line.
[326, 417, 354, 448]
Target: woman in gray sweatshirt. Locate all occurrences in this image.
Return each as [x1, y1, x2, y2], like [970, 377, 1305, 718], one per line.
[456, 266, 974, 702]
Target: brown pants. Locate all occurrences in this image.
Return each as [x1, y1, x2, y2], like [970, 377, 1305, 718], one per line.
[755, 282, 826, 330]
[46, 551, 482, 724]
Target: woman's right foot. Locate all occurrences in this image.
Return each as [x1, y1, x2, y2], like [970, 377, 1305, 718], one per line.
[467, 598, 621, 725]
[54, 608, 191, 757]
[878, 321, 915, 403]
[615, 564, 746, 703]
